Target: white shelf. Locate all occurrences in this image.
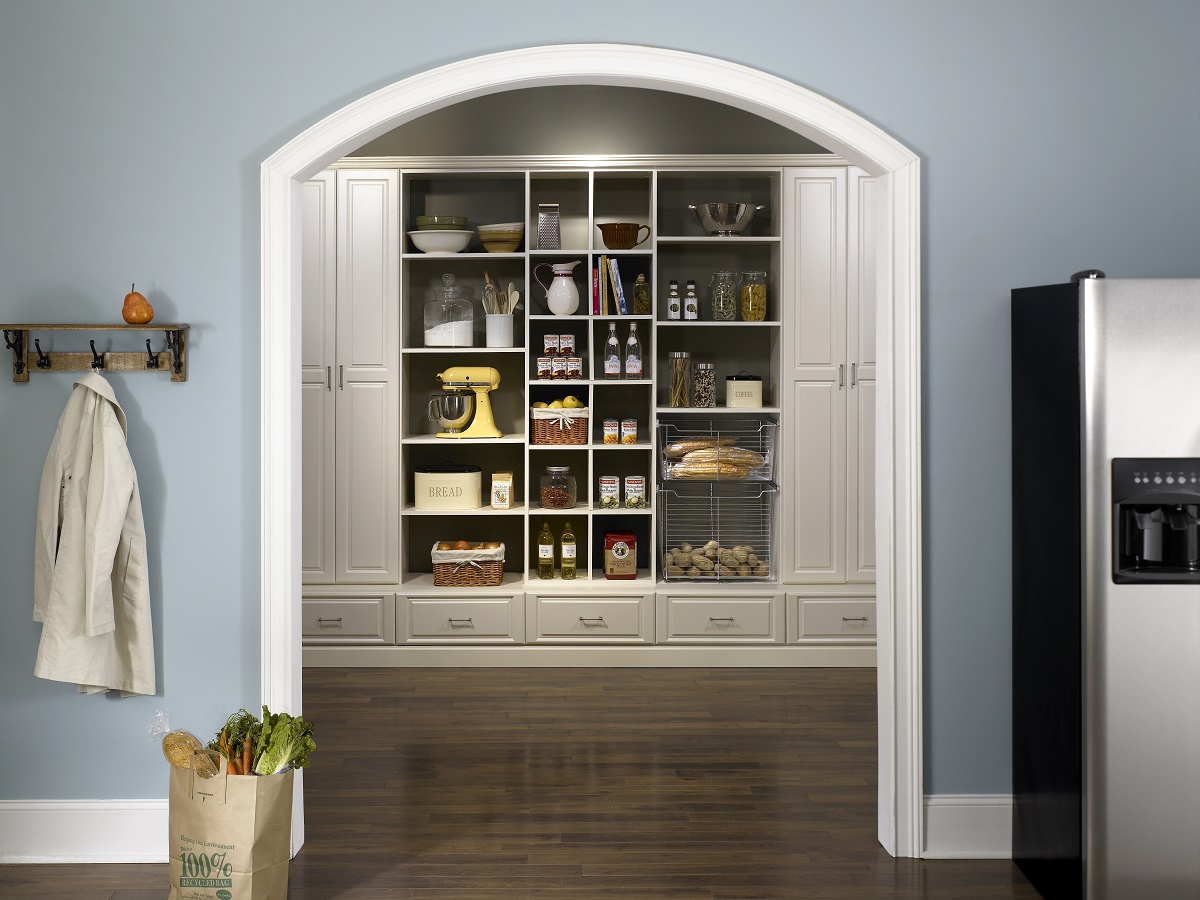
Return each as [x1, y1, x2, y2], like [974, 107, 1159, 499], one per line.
[403, 503, 526, 516]
[403, 346, 526, 354]
[656, 406, 782, 415]
[656, 235, 781, 244]
[402, 434, 527, 444]
[655, 320, 781, 327]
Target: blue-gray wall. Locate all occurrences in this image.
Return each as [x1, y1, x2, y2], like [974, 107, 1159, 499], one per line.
[2, 0, 1198, 802]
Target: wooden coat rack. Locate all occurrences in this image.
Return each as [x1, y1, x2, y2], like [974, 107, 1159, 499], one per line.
[2, 324, 189, 383]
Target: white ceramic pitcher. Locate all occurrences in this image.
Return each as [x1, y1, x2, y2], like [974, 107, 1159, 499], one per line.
[534, 260, 581, 316]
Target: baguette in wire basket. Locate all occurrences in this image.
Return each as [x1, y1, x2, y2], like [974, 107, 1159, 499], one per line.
[668, 460, 750, 479]
[664, 436, 736, 459]
[680, 446, 765, 468]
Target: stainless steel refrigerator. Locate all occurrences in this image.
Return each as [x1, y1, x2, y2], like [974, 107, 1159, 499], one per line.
[1012, 273, 1200, 899]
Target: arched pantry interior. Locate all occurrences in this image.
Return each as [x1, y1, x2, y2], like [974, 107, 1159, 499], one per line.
[261, 44, 922, 856]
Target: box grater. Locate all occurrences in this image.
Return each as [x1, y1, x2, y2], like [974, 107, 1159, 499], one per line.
[537, 203, 561, 250]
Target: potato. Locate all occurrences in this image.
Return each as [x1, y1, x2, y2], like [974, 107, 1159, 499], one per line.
[737, 564, 752, 577]
[687, 566, 702, 578]
[747, 553, 759, 566]
[692, 555, 715, 571]
[666, 565, 685, 577]
[719, 549, 737, 568]
[753, 562, 769, 577]
[731, 548, 748, 564]
[704, 540, 719, 551]
[703, 547, 718, 560]
[679, 542, 693, 554]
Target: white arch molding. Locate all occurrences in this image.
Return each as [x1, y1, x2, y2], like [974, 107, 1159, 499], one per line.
[260, 44, 923, 857]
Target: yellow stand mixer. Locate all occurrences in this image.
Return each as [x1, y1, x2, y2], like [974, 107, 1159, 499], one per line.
[430, 366, 503, 439]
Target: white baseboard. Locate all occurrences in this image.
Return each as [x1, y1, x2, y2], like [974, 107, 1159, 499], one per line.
[0, 800, 168, 863]
[923, 793, 1013, 858]
[2, 791, 1011, 863]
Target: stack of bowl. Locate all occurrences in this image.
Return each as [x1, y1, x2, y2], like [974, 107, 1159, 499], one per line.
[477, 222, 525, 254]
[409, 215, 473, 254]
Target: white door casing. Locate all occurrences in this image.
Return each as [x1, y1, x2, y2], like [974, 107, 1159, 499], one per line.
[261, 44, 923, 857]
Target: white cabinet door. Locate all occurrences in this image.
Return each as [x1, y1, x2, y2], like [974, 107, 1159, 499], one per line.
[846, 168, 878, 582]
[784, 167, 848, 582]
[334, 170, 400, 583]
[301, 173, 336, 583]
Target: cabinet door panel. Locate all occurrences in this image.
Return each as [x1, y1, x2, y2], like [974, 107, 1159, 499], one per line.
[337, 171, 398, 373]
[786, 380, 846, 581]
[787, 168, 846, 369]
[337, 380, 398, 580]
[301, 173, 336, 583]
[301, 379, 335, 581]
[848, 375, 876, 580]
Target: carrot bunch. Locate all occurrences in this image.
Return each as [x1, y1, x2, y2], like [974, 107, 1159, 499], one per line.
[210, 709, 261, 776]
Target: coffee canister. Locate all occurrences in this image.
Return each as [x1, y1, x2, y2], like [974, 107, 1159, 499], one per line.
[725, 371, 763, 408]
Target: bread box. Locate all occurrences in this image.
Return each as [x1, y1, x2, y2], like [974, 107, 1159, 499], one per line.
[414, 462, 482, 510]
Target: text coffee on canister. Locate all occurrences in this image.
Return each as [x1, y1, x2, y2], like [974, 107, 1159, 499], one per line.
[725, 372, 763, 408]
[603, 531, 637, 579]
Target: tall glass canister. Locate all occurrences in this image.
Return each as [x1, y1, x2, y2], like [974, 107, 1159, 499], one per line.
[709, 271, 738, 321]
[668, 351, 691, 408]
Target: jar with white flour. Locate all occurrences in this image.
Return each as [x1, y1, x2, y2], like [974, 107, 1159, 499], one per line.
[424, 273, 474, 347]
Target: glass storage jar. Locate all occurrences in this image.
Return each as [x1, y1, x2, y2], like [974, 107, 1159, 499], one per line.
[692, 361, 716, 408]
[539, 466, 577, 509]
[424, 273, 474, 346]
[739, 271, 768, 321]
[668, 351, 691, 408]
[709, 271, 738, 321]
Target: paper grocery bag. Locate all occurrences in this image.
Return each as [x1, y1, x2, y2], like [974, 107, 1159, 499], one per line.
[168, 754, 294, 900]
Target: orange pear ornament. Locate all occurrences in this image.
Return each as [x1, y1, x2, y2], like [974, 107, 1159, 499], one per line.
[122, 283, 154, 324]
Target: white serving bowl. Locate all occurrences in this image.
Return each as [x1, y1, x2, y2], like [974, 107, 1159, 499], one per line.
[409, 229, 474, 254]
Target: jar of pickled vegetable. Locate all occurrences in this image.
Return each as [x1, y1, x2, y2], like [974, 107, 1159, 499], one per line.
[740, 271, 768, 321]
[709, 271, 737, 321]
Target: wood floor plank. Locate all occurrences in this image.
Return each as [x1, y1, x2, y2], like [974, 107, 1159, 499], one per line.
[0, 667, 1038, 898]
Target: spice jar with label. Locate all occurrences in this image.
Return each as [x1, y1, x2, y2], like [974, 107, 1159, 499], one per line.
[539, 466, 577, 508]
[632, 273, 651, 315]
[709, 271, 738, 321]
[740, 271, 768, 321]
[692, 361, 716, 408]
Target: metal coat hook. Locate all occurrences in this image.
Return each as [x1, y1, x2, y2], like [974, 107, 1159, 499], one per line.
[165, 329, 183, 375]
[144, 339, 159, 370]
[3, 330, 25, 376]
[34, 339, 51, 369]
[89, 340, 104, 370]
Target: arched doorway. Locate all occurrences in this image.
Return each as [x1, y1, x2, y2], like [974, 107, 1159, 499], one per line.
[261, 44, 922, 856]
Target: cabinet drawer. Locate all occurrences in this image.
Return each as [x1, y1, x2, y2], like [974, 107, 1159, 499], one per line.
[527, 595, 653, 643]
[403, 596, 523, 643]
[798, 598, 876, 637]
[657, 594, 784, 643]
[302, 596, 394, 644]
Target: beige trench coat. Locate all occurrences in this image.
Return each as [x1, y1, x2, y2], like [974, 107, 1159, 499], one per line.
[33, 372, 155, 696]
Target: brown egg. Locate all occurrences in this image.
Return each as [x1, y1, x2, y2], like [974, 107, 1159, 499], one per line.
[453, 540, 471, 550]
[437, 541, 453, 551]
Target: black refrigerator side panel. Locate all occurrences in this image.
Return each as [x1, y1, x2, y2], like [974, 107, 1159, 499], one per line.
[1011, 284, 1084, 899]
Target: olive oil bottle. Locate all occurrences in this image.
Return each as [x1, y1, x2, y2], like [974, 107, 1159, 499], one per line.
[537, 520, 555, 579]
[560, 520, 577, 580]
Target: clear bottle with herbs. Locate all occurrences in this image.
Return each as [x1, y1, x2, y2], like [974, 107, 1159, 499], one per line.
[632, 273, 651, 315]
[740, 271, 768, 321]
[559, 521, 577, 580]
[709, 271, 738, 321]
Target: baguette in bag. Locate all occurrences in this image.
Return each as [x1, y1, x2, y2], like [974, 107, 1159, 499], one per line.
[668, 460, 749, 479]
[665, 436, 736, 459]
[680, 446, 765, 468]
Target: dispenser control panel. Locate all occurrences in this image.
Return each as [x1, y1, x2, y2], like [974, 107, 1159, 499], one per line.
[1112, 457, 1200, 584]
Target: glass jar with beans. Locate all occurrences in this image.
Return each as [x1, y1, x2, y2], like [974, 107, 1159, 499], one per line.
[692, 361, 716, 408]
[539, 466, 577, 508]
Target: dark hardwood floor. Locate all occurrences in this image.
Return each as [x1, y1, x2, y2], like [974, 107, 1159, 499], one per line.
[0, 667, 1038, 899]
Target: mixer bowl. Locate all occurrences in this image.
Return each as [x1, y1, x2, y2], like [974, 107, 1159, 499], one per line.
[428, 392, 474, 433]
[688, 202, 765, 236]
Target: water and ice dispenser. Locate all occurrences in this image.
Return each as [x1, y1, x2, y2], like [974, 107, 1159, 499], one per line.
[1112, 457, 1200, 583]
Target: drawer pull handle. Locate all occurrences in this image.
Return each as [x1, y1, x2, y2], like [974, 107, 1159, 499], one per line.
[578, 616, 606, 625]
[842, 616, 869, 622]
[709, 617, 736, 623]
[447, 617, 474, 626]
[316, 617, 343, 626]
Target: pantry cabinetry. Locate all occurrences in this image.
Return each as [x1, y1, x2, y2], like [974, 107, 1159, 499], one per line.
[301, 156, 874, 663]
[781, 167, 876, 584]
[301, 169, 400, 584]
